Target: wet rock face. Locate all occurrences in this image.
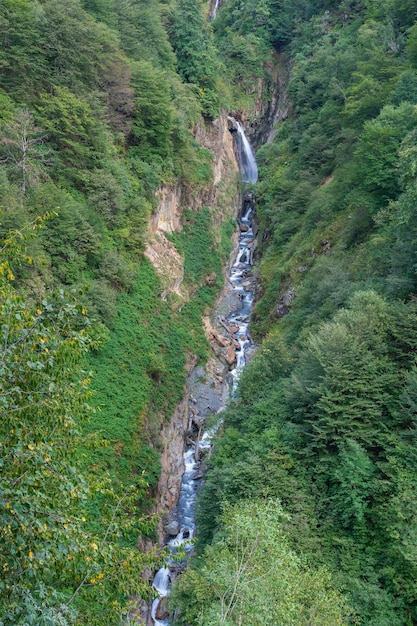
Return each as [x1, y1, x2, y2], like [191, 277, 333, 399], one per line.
[154, 356, 198, 541]
[127, 597, 153, 626]
[155, 597, 169, 621]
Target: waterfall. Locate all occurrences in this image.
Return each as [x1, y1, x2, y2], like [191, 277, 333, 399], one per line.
[236, 122, 258, 184]
[211, 0, 220, 20]
[150, 129, 258, 626]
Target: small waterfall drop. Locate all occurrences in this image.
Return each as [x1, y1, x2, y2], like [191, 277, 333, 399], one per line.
[150, 126, 257, 626]
[236, 122, 258, 184]
[211, 0, 220, 20]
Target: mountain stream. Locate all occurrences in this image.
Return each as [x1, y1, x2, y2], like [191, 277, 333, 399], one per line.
[151, 123, 258, 625]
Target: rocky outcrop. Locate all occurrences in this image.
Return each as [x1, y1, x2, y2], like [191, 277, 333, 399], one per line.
[145, 112, 240, 301]
[243, 52, 292, 149]
[144, 232, 185, 300]
[154, 355, 198, 542]
[149, 183, 182, 234]
[276, 288, 295, 318]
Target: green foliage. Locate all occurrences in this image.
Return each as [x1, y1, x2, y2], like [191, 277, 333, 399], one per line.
[170, 207, 221, 288]
[169, 0, 222, 117]
[0, 0, 234, 622]
[198, 294, 417, 623]
[353, 103, 417, 203]
[172, 500, 351, 625]
[115, 0, 176, 69]
[36, 87, 106, 173]
[130, 61, 173, 162]
[0, 109, 51, 196]
[35, 187, 101, 285]
[0, 226, 158, 625]
[195, 6, 417, 624]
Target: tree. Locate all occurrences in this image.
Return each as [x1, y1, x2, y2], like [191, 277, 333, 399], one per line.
[35, 87, 106, 173]
[130, 61, 173, 161]
[286, 291, 401, 456]
[169, 0, 221, 117]
[0, 224, 157, 624]
[116, 0, 176, 69]
[329, 439, 375, 530]
[0, 109, 50, 196]
[171, 499, 351, 625]
[353, 103, 417, 204]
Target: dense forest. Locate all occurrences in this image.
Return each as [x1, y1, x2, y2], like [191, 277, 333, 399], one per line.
[0, 0, 234, 623]
[172, 0, 417, 625]
[2, 0, 417, 624]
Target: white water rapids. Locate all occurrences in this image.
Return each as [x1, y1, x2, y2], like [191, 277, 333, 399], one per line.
[151, 124, 257, 625]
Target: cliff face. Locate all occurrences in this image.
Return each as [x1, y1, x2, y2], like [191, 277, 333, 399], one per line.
[236, 52, 291, 149]
[145, 111, 240, 531]
[145, 112, 240, 301]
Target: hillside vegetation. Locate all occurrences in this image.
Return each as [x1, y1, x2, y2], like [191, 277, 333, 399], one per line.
[3, 0, 417, 624]
[0, 0, 237, 623]
[172, 1, 417, 625]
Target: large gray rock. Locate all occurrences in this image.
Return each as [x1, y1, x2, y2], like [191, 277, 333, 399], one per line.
[164, 521, 180, 536]
[276, 288, 295, 318]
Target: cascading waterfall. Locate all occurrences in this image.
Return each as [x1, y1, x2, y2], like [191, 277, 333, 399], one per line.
[151, 125, 257, 626]
[211, 0, 220, 20]
[228, 192, 256, 393]
[236, 122, 258, 184]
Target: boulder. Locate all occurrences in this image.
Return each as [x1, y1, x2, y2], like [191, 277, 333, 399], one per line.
[215, 332, 230, 348]
[276, 288, 295, 319]
[155, 597, 169, 621]
[192, 415, 205, 430]
[225, 345, 237, 365]
[164, 521, 180, 536]
[239, 222, 249, 232]
[321, 239, 331, 253]
[208, 328, 230, 348]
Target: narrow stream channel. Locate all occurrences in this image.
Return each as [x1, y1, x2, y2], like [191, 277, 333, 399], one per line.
[151, 123, 258, 625]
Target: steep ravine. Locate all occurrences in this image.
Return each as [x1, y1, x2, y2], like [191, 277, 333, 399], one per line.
[140, 44, 287, 619]
[144, 120, 258, 625]
[146, 112, 241, 535]
[147, 94, 288, 544]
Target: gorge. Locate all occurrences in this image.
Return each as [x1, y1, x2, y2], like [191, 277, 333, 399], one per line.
[2, 1, 417, 625]
[150, 122, 258, 625]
